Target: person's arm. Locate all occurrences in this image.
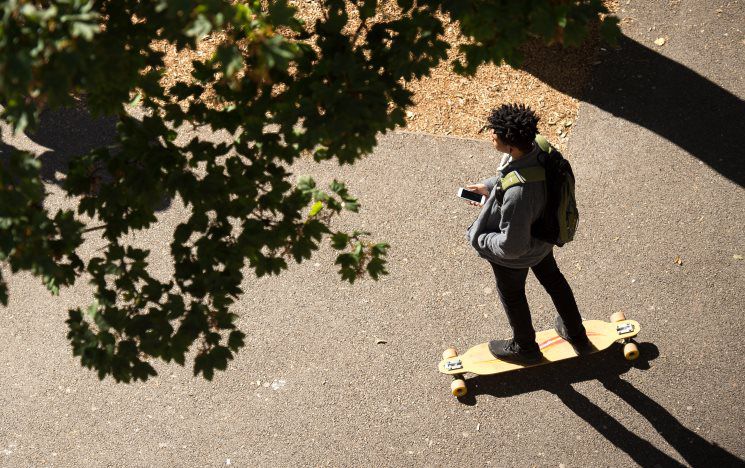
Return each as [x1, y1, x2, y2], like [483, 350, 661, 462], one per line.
[477, 186, 533, 259]
[478, 176, 499, 194]
[463, 180, 493, 207]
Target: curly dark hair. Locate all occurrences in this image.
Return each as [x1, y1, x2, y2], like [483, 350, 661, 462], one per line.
[484, 103, 540, 151]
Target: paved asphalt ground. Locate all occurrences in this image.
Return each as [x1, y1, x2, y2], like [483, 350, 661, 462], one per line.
[1, 0, 744, 466]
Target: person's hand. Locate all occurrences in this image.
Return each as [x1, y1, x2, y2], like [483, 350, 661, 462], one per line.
[465, 183, 489, 207]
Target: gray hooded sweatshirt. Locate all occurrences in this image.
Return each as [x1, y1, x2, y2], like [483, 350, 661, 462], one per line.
[466, 143, 553, 268]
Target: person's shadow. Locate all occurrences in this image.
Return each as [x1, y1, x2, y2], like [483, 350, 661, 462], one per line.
[0, 104, 172, 211]
[519, 33, 745, 188]
[458, 343, 743, 467]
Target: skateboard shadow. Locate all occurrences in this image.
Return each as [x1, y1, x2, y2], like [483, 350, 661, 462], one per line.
[460, 343, 743, 466]
[519, 34, 745, 188]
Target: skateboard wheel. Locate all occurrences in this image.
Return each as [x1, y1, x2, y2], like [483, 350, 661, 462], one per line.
[623, 342, 639, 361]
[442, 347, 458, 360]
[451, 378, 467, 397]
[611, 312, 627, 323]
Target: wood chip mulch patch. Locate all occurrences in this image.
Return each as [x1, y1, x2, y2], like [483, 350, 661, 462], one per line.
[156, 1, 620, 155]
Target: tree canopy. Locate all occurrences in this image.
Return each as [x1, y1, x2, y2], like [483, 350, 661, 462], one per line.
[0, 0, 618, 382]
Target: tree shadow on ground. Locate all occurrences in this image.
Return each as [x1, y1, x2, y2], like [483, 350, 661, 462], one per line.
[0, 105, 172, 211]
[29, 105, 119, 186]
[520, 34, 745, 188]
[458, 343, 743, 467]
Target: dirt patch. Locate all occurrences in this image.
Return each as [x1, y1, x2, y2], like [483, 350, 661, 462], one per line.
[157, 2, 619, 153]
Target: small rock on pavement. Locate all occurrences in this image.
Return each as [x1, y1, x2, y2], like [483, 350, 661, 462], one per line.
[654, 37, 666, 46]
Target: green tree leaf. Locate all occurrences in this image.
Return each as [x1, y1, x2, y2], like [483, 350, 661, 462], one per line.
[309, 201, 323, 217]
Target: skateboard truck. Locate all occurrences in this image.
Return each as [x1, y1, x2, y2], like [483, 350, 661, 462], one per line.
[444, 359, 463, 371]
[616, 323, 635, 334]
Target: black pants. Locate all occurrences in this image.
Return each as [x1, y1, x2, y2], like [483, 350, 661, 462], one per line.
[489, 251, 585, 351]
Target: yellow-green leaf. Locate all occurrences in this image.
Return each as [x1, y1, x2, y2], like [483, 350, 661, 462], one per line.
[309, 201, 323, 217]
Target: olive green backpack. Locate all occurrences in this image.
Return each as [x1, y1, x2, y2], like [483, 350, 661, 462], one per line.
[498, 134, 579, 247]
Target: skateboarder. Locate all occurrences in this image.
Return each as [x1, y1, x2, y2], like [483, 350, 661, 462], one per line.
[465, 103, 591, 363]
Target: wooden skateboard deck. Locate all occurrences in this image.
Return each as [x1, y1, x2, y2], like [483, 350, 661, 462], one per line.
[439, 317, 640, 397]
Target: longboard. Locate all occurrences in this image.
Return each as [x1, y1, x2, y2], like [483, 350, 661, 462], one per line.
[439, 313, 640, 397]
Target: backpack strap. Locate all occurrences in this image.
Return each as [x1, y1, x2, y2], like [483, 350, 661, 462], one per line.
[535, 134, 553, 154]
[499, 166, 546, 191]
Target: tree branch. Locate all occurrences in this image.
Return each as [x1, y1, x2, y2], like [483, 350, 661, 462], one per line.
[81, 224, 107, 234]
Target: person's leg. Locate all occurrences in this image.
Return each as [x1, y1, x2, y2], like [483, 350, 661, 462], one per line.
[531, 251, 587, 340]
[489, 261, 539, 352]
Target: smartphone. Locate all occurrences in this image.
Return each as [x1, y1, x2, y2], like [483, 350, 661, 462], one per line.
[457, 188, 486, 204]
